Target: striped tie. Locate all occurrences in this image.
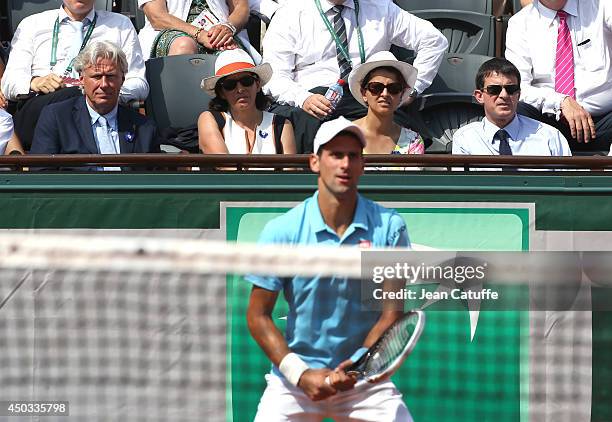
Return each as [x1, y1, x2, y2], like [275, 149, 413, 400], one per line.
[555, 10, 575, 99]
[332, 5, 352, 80]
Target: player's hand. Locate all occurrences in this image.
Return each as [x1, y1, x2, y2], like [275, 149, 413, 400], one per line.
[302, 94, 333, 120]
[297, 368, 337, 401]
[326, 359, 358, 391]
[30, 74, 65, 94]
[207, 24, 237, 50]
[560, 96, 596, 143]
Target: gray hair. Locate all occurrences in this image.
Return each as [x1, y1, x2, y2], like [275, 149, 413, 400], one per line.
[73, 41, 129, 75]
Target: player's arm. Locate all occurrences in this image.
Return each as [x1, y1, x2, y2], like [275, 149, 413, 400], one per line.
[246, 285, 337, 401]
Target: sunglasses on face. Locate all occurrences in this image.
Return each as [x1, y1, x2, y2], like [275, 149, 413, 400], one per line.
[365, 81, 405, 96]
[219, 74, 258, 91]
[482, 84, 520, 96]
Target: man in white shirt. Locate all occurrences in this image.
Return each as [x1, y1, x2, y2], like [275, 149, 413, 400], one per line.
[1, 0, 149, 151]
[0, 109, 13, 155]
[505, 0, 612, 152]
[262, 0, 448, 153]
[453, 58, 571, 165]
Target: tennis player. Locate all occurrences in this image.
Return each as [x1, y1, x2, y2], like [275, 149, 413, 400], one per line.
[246, 117, 412, 421]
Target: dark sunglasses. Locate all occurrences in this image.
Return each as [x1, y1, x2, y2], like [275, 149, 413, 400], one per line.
[365, 81, 405, 96]
[482, 84, 520, 96]
[219, 74, 258, 91]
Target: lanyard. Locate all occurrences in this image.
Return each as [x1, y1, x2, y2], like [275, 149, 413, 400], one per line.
[50, 13, 98, 75]
[314, 0, 365, 65]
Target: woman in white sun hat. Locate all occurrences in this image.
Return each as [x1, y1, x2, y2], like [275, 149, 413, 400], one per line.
[199, 49, 296, 155]
[348, 51, 424, 156]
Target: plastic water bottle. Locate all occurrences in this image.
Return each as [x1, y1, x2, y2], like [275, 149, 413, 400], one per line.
[324, 79, 345, 111]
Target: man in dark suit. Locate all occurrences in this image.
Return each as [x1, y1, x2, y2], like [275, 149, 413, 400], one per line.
[31, 40, 160, 170]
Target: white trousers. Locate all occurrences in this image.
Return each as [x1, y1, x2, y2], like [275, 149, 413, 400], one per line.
[253, 374, 413, 422]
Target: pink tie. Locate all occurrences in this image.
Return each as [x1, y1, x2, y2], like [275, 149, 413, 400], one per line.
[555, 10, 575, 99]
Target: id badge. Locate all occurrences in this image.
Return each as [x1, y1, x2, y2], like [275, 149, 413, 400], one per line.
[190, 10, 219, 30]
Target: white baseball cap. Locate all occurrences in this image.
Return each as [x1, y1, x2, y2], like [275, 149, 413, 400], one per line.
[313, 117, 367, 154]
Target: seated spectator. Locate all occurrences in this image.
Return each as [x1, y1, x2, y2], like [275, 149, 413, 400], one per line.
[30, 41, 160, 170]
[505, 0, 612, 152]
[138, 0, 258, 60]
[0, 108, 13, 155]
[0, 59, 6, 109]
[261, 0, 447, 153]
[452, 58, 571, 160]
[199, 49, 296, 154]
[1, 0, 148, 151]
[348, 51, 424, 156]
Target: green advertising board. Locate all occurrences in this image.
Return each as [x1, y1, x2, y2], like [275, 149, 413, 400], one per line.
[0, 172, 610, 421]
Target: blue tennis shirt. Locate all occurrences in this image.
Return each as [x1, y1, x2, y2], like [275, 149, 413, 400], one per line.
[245, 192, 410, 375]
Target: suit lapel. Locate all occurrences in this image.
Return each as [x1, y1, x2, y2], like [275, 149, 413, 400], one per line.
[117, 107, 136, 154]
[74, 98, 99, 154]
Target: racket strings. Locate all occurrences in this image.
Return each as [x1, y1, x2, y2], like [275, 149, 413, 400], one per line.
[361, 318, 418, 377]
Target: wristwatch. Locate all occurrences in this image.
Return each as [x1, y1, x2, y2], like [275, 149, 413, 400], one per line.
[407, 88, 418, 98]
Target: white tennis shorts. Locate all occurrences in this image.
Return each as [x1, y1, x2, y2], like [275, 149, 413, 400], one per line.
[253, 374, 413, 422]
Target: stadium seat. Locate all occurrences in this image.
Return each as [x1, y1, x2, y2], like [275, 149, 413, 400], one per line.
[8, 0, 112, 36]
[394, 0, 492, 14]
[413, 54, 490, 152]
[145, 53, 217, 130]
[396, 10, 496, 60]
[419, 53, 491, 109]
[420, 102, 484, 152]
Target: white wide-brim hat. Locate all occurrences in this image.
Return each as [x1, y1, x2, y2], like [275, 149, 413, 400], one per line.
[348, 50, 418, 107]
[201, 49, 273, 96]
[313, 117, 367, 154]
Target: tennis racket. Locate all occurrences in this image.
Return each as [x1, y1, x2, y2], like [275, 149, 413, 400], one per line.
[345, 309, 425, 383]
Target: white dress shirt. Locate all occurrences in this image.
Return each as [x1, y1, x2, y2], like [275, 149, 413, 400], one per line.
[505, 0, 612, 117]
[0, 109, 14, 155]
[452, 114, 571, 157]
[1, 6, 149, 102]
[261, 0, 448, 107]
[138, 0, 260, 61]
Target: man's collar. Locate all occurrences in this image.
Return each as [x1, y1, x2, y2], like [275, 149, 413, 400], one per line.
[321, 0, 355, 13]
[483, 114, 520, 143]
[310, 191, 368, 236]
[535, 0, 577, 25]
[85, 99, 119, 128]
[58, 4, 95, 23]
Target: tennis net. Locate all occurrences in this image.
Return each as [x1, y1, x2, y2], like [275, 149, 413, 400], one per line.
[0, 234, 609, 421]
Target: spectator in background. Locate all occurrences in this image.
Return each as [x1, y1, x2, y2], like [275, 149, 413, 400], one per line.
[0, 109, 13, 155]
[348, 51, 424, 156]
[0, 59, 7, 109]
[261, 0, 448, 153]
[138, 0, 259, 60]
[1, 0, 148, 152]
[30, 42, 160, 170]
[199, 49, 296, 154]
[452, 58, 571, 159]
[505, 0, 612, 152]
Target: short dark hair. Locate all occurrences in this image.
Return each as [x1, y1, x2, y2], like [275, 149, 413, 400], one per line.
[208, 74, 273, 112]
[361, 66, 407, 89]
[475, 58, 521, 90]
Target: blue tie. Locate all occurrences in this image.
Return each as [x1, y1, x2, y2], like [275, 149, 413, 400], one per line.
[97, 116, 117, 154]
[496, 129, 512, 155]
[495, 129, 516, 172]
